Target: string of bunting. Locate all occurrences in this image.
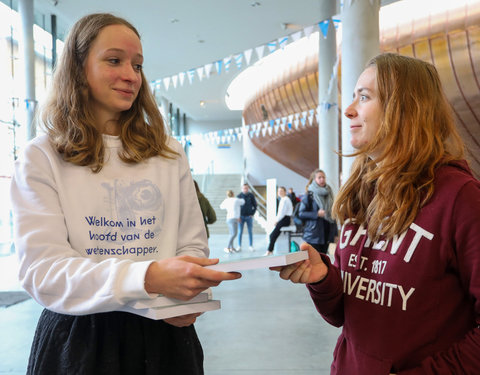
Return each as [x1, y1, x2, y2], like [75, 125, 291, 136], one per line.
[174, 107, 326, 147]
[153, 18, 340, 91]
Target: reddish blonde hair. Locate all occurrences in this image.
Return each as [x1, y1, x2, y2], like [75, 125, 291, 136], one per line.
[332, 53, 465, 240]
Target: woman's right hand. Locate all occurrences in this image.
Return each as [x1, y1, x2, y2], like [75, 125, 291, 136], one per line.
[270, 242, 328, 284]
[144, 256, 241, 300]
[317, 209, 325, 217]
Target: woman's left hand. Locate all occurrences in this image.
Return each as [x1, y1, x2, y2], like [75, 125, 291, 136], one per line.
[164, 312, 203, 327]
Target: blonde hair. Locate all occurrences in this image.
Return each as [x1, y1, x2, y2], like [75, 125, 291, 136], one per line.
[305, 169, 326, 192]
[40, 13, 178, 172]
[332, 53, 465, 240]
[227, 190, 234, 197]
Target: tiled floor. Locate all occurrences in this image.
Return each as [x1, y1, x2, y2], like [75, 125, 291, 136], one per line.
[0, 233, 340, 374]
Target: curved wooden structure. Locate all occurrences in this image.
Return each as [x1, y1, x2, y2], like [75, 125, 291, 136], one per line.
[243, 2, 480, 178]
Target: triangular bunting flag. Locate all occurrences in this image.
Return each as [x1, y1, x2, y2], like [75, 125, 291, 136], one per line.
[179, 71, 186, 86]
[234, 53, 243, 70]
[267, 40, 277, 54]
[196, 67, 204, 81]
[223, 56, 232, 73]
[304, 25, 314, 38]
[163, 77, 170, 91]
[255, 45, 265, 60]
[187, 69, 195, 84]
[333, 18, 341, 30]
[215, 60, 223, 75]
[262, 128, 267, 137]
[244, 49, 253, 65]
[319, 19, 330, 39]
[171, 75, 178, 88]
[291, 31, 303, 42]
[204, 63, 213, 78]
[277, 36, 289, 49]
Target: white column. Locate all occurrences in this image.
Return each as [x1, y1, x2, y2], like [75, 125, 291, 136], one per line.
[340, 0, 380, 183]
[18, 0, 36, 141]
[318, 13, 339, 193]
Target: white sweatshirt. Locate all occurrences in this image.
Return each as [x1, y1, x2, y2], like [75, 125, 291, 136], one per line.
[219, 197, 244, 220]
[276, 196, 293, 222]
[10, 134, 208, 315]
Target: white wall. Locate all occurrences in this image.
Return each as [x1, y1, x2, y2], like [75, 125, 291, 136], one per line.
[186, 119, 243, 175]
[244, 135, 308, 194]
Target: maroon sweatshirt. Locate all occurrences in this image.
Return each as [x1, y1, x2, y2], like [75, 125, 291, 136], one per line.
[307, 161, 480, 374]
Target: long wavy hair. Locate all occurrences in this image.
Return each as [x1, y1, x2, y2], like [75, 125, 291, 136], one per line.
[40, 13, 178, 172]
[332, 53, 465, 240]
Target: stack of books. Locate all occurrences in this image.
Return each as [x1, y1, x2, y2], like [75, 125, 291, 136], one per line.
[120, 291, 220, 320]
[122, 251, 308, 320]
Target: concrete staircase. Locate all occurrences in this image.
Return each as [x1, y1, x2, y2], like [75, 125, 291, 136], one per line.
[193, 174, 265, 236]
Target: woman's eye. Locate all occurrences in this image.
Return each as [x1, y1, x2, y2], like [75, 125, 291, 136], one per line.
[360, 95, 367, 101]
[134, 64, 143, 72]
[108, 58, 120, 64]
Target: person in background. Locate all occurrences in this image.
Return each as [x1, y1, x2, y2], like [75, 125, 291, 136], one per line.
[237, 183, 257, 251]
[220, 190, 244, 253]
[193, 180, 216, 239]
[298, 169, 336, 255]
[10, 13, 240, 375]
[265, 186, 293, 256]
[287, 187, 298, 208]
[271, 53, 480, 374]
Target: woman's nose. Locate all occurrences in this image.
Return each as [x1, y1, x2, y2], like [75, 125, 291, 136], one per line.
[122, 63, 139, 82]
[344, 103, 356, 119]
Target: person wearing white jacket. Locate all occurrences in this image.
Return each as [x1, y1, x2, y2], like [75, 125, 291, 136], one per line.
[219, 190, 244, 253]
[10, 13, 240, 375]
[265, 186, 293, 256]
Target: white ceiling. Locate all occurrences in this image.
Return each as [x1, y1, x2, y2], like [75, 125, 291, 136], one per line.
[29, 0, 394, 123]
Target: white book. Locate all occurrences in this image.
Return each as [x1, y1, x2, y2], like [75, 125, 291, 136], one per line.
[128, 291, 209, 309]
[205, 251, 308, 272]
[120, 300, 221, 320]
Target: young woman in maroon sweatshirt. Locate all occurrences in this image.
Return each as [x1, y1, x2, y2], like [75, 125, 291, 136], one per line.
[272, 53, 480, 374]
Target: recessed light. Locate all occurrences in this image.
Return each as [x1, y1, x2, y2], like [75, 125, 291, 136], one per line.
[200, 100, 206, 107]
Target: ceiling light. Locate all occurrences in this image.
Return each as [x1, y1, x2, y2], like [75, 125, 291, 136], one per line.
[200, 100, 206, 107]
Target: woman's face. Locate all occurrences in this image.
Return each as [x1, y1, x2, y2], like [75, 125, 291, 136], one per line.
[344, 66, 383, 158]
[84, 24, 143, 132]
[314, 172, 326, 187]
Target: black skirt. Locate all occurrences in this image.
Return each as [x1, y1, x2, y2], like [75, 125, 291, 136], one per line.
[27, 309, 204, 375]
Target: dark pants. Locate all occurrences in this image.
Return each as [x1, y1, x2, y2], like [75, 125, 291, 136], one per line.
[268, 216, 291, 251]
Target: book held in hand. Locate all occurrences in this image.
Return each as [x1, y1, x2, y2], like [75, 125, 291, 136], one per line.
[205, 250, 308, 272]
[120, 299, 221, 320]
[128, 291, 210, 309]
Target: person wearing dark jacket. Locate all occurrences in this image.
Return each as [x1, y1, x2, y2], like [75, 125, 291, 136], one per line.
[237, 184, 257, 251]
[298, 169, 336, 254]
[194, 180, 216, 238]
[271, 53, 480, 374]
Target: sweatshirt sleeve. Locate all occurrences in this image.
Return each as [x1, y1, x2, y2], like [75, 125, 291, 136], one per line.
[306, 253, 345, 327]
[399, 181, 480, 374]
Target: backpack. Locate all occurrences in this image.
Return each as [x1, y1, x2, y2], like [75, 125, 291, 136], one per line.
[292, 192, 312, 231]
